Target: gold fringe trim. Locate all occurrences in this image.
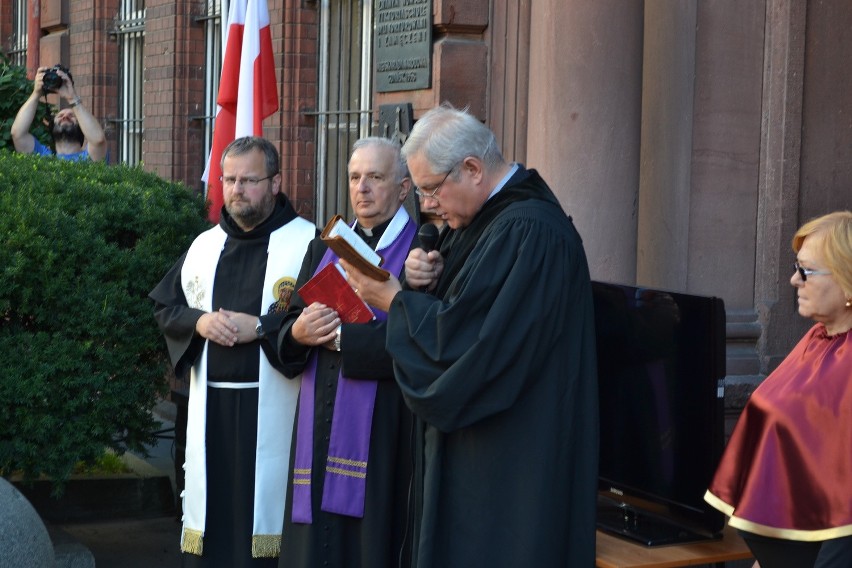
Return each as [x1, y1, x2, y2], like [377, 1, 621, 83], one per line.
[252, 534, 281, 558]
[181, 528, 203, 556]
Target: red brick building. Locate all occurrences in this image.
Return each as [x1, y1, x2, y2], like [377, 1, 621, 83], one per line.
[2, 0, 319, 216]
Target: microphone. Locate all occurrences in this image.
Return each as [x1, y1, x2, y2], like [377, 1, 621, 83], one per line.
[417, 223, 439, 293]
[418, 223, 439, 252]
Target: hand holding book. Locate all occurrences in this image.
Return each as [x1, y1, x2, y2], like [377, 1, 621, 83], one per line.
[298, 263, 375, 324]
[297, 216, 386, 324]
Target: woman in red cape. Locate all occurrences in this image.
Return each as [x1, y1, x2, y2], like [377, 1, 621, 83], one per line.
[705, 211, 852, 568]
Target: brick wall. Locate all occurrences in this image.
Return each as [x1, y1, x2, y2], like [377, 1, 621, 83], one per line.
[273, 0, 318, 219]
[144, 0, 207, 187]
[138, 0, 319, 204]
[13, 0, 318, 210]
[0, 1, 12, 54]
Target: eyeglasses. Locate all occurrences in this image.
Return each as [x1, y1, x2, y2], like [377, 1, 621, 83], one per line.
[414, 165, 456, 199]
[793, 262, 831, 281]
[219, 175, 274, 188]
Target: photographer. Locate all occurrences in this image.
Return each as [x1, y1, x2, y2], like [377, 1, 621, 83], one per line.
[11, 65, 106, 162]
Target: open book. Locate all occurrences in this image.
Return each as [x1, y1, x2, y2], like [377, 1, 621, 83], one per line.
[320, 215, 390, 281]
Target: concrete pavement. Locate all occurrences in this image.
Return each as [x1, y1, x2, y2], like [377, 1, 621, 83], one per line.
[52, 516, 180, 568]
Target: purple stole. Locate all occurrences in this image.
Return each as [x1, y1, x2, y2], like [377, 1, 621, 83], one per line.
[292, 214, 415, 522]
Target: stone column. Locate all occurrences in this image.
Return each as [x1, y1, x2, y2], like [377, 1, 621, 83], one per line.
[755, 0, 808, 371]
[635, 1, 698, 292]
[526, 0, 644, 284]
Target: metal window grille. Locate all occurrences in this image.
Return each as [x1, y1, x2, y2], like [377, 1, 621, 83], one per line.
[310, 0, 374, 224]
[198, 0, 224, 170]
[111, 0, 145, 165]
[8, 0, 28, 67]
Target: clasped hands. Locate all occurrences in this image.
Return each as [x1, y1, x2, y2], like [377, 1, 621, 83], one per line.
[195, 308, 259, 347]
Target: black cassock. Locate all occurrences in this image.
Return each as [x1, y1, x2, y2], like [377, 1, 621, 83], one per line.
[276, 218, 416, 568]
[387, 167, 599, 568]
[150, 199, 305, 568]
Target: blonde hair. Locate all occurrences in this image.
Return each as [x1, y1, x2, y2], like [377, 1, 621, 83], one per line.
[792, 210, 852, 297]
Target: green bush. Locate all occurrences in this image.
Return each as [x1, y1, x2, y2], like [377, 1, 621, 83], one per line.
[0, 52, 54, 152]
[0, 152, 209, 488]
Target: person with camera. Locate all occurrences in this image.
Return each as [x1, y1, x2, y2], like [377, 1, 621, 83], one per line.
[11, 65, 107, 162]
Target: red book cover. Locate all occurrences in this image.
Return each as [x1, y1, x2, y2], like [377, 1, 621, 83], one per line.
[297, 263, 375, 323]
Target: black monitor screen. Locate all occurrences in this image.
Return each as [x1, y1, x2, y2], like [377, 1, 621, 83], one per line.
[592, 281, 725, 545]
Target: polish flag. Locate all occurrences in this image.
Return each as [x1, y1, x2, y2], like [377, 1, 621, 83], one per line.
[203, 0, 279, 223]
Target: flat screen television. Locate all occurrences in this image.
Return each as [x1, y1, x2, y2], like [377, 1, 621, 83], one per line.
[591, 281, 726, 546]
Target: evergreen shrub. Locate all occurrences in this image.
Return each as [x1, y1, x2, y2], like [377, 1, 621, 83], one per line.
[0, 52, 54, 151]
[0, 152, 209, 488]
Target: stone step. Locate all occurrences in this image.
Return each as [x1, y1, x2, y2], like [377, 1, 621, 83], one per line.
[11, 452, 176, 524]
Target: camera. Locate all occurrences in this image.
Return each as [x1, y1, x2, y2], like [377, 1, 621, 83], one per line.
[41, 64, 72, 94]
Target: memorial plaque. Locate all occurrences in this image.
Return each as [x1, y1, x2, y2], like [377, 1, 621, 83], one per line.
[375, 0, 432, 92]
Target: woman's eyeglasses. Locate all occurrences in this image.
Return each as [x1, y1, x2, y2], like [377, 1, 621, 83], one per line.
[793, 262, 831, 282]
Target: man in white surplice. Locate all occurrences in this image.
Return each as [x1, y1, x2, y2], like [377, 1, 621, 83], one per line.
[150, 136, 316, 567]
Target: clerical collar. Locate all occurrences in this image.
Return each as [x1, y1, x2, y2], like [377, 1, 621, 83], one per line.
[356, 216, 392, 243]
[487, 163, 520, 202]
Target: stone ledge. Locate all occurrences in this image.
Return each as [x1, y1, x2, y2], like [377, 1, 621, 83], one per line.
[11, 453, 175, 524]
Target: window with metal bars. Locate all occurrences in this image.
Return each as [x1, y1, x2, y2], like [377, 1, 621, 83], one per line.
[198, 0, 223, 172]
[8, 0, 28, 67]
[110, 0, 145, 165]
[309, 0, 374, 224]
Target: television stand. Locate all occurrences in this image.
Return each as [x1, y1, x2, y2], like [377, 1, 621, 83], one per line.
[596, 498, 721, 547]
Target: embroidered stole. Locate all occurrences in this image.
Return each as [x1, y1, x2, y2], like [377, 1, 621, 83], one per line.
[180, 218, 314, 557]
[292, 208, 415, 522]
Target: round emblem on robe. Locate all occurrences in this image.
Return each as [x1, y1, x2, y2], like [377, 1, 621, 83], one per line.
[267, 276, 296, 314]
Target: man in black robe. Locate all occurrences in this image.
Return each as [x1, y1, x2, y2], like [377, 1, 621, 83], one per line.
[342, 106, 599, 567]
[150, 137, 316, 567]
[275, 137, 417, 568]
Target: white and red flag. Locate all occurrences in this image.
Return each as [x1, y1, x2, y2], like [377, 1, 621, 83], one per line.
[203, 0, 279, 223]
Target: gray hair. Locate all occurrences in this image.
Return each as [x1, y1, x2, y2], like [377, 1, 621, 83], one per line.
[401, 104, 504, 177]
[221, 136, 280, 177]
[351, 136, 409, 183]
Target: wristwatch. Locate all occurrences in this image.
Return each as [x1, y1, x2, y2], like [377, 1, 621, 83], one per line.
[254, 318, 265, 339]
[333, 326, 341, 351]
